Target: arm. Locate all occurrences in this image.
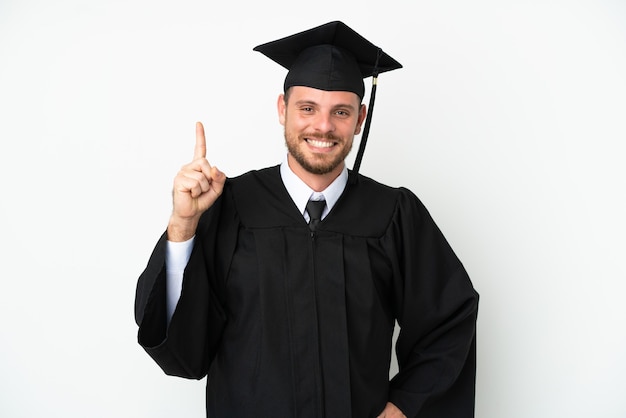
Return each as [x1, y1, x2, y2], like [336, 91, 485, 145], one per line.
[152, 121, 224, 327]
[134, 122, 227, 378]
[387, 190, 479, 418]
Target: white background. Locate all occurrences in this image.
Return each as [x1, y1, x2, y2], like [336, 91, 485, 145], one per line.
[1, 0, 625, 417]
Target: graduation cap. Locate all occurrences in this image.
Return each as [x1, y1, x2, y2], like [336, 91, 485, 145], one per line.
[253, 21, 402, 173]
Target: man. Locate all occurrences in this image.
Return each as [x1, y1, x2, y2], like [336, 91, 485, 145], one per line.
[135, 21, 478, 418]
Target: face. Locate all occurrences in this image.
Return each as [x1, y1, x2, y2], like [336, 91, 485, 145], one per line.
[278, 86, 367, 177]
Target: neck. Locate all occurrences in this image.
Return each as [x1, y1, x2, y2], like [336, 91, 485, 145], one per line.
[287, 154, 343, 192]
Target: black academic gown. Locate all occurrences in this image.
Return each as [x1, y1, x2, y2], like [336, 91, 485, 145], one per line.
[135, 166, 479, 418]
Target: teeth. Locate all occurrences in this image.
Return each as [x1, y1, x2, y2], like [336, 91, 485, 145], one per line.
[307, 138, 334, 148]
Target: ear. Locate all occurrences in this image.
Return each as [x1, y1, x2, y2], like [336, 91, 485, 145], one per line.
[277, 94, 286, 126]
[354, 104, 367, 135]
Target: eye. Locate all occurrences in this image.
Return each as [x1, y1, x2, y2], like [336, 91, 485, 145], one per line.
[334, 109, 350, 118]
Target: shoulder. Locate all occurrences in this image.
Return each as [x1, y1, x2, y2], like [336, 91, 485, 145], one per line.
[346, 170, 424, 212]
[222, 165, 301, 228]
[222, 165, 282, 202]
[226, 165, 281, 188]
[325, 171, 425, 237]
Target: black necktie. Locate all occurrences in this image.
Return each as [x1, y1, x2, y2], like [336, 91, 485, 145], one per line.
[306, 199, 326, 232]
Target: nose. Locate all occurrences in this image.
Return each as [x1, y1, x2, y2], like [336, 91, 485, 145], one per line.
[312, 112, 335, 133]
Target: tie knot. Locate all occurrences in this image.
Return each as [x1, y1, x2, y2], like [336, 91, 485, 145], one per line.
[306, 199, 326, 231]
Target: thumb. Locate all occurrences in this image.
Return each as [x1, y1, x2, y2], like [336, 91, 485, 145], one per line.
[211, 166, 226, 191]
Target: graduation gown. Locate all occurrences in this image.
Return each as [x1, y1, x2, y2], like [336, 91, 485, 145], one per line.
[135, 165, 478, 418]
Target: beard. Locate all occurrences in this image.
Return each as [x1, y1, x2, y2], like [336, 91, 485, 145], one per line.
[284, 129, 353, 175]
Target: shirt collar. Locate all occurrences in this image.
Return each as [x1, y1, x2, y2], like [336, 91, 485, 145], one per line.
[280, 155, 348, 219]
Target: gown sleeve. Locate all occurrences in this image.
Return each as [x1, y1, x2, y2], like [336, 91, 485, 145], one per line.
[386, 188, 479, 418]
[134, 194, 233, 380]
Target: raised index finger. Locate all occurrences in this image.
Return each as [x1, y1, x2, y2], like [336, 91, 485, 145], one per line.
[193, 121, 207, 160]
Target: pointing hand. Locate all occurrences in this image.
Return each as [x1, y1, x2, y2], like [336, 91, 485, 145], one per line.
[167, 122, 225, 241]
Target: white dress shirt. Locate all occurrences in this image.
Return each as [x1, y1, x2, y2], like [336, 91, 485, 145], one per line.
[165, 157, 349, 323]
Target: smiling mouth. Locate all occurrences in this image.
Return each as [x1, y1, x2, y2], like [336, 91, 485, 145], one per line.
[305, 138, 336, 148]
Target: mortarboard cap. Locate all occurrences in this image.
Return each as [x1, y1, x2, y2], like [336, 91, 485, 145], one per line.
[253, 21, 402, 99]
[253, 21, 402, 173]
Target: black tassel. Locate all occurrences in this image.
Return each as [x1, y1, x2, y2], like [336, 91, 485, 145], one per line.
[353, 48, 382, 174]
